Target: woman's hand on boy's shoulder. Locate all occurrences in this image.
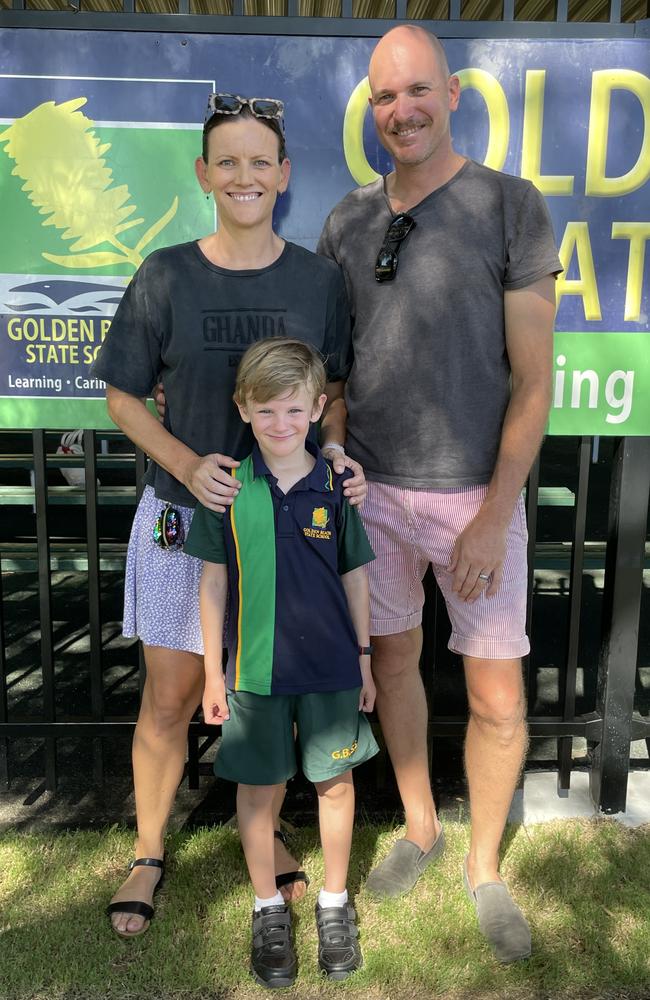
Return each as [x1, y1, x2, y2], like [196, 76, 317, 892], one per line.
[321, 447, 367, 506]
[183, 453, 241, 513]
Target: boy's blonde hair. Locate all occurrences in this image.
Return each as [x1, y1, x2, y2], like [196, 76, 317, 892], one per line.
[234, 337, 327, 406]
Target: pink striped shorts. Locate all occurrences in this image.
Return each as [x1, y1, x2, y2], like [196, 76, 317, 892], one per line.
[361, 481, 530, 660]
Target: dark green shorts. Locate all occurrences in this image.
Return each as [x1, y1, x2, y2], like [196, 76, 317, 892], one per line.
[215, 688, 379, 785]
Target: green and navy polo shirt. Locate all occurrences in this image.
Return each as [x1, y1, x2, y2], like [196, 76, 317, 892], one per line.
[184, 442, 374, 697]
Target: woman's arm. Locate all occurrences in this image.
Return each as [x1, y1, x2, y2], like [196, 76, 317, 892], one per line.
[106, 385, 240, 512]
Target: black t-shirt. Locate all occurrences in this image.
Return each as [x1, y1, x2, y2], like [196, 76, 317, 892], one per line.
[92, 240, 352, 506]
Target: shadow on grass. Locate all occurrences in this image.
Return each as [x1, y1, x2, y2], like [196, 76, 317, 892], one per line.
[0, 821, 648, 1000]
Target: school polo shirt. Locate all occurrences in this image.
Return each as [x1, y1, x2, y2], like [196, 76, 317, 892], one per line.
[184, 443, 375, 697]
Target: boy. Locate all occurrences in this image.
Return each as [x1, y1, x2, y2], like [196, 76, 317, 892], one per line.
[184, 337, 378, 989]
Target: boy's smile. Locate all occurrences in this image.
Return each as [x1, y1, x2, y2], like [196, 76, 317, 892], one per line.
[237, 384, 327, 468]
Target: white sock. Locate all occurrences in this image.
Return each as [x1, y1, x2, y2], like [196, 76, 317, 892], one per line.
[318, 887, 348, 908]
[254, 891, 285, 912]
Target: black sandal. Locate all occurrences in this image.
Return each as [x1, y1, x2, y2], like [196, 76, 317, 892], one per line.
[106, 857, 165, 938]
[315, 901, 362, 980]
[273, 830, 310, 894]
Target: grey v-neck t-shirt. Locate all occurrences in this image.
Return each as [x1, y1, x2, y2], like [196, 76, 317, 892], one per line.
[318, 160, 562, 488]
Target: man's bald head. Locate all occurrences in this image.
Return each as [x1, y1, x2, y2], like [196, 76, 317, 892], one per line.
[369, 25, 451, 91]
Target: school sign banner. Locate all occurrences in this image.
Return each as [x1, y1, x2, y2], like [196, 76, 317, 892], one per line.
[0, 30, 648, 433]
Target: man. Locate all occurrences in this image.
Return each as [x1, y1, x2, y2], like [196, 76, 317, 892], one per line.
[318, 25, 561, 962]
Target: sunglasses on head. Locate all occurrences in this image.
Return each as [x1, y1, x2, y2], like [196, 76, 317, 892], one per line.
[204, 93, 285, 128]
[152, 504, 185, 550]
[375, 213, 417, 283]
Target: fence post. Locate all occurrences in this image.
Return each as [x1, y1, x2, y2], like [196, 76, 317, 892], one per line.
[589, 436, 650, 813]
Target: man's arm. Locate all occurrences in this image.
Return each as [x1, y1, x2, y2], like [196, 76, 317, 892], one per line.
[449, 275, 556, 602]
[199, 561, 230, 724]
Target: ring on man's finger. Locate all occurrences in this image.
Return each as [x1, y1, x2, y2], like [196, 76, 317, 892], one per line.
[478, 573, 490, 581]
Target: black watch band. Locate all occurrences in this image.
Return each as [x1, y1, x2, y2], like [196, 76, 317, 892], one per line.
[357, 644, 374, 656]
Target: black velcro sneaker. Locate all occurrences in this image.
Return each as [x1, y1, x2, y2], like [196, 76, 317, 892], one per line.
[315, 901, 362, 981]
[250, 903, 297, 989]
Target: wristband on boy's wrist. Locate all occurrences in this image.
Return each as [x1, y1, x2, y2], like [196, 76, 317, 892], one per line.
[322, 442, 346, 455]
[358, 645, 374, 656]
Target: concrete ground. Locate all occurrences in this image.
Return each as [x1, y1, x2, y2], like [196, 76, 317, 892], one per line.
[511, 767, 650, 828]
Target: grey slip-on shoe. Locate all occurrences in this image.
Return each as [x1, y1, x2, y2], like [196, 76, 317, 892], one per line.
[463, 855, 531, 963]
[365, 827, 445, 898]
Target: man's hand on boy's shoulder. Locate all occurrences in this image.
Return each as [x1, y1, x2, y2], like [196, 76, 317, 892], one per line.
[321, 446, 367, 506]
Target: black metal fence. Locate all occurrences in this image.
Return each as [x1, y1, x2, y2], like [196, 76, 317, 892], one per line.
[0, 431, 647, 812]
[0, 2, 648, 813]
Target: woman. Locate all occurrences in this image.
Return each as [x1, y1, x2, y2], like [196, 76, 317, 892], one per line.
[93, 93, 362, 937]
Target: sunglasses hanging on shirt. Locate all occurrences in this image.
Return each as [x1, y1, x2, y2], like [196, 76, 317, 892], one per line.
[374, 213, 416, 283]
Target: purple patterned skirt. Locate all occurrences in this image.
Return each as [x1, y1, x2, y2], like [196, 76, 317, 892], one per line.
[123, 486, 205, 654]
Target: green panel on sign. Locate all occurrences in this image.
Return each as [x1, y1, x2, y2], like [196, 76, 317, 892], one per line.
[548, 332, 650, 436]
[0, 397, 156, 430]
[0, 125, 212, 276]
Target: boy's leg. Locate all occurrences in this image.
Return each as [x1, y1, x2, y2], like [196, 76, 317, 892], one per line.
[313, 769, 362, 980]
[299, 689, 379, 981]
[315, 770, 354, 893]
[238, 783, 297, 990]
[237, 782, 285, 900]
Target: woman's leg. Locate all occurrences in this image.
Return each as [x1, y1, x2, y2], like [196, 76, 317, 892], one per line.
[271, 784, 308, 903]
[238, 783, 284, 900]
[315, 770, 354, 893]
[109, 644, 204, 934]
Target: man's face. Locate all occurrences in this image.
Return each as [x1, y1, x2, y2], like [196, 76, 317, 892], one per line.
[368, 30, 460, 169]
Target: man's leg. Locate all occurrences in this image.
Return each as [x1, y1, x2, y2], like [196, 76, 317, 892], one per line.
[463, 656, 527, 887]
[359, 482, 444, 896]
[372, 627, 441, 852]
[365, 628, 445, 898]
[462, 655, 531, 962]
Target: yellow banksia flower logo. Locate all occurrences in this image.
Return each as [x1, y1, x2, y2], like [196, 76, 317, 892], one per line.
[312, 507, 329, 529]
[0, 98, 178, 272]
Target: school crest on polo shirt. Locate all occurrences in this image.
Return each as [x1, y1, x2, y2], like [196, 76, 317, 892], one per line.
[303, 506, 332, 540]
[312, 507, 329, 529]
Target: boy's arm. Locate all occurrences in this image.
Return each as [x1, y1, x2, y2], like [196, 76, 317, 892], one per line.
[199, 561, 230, 724]
[341, 566, 375, 713]
[321, 381, 366, 506]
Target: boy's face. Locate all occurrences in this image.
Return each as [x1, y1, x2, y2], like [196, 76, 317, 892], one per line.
[237, 384, 327, 460]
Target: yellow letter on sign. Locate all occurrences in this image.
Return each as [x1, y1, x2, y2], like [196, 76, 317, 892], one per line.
[586, 70, 650, 197]
[611, 222, 650, 322]
[456, 68, 510, 172]
[521, 70, 574, 195]
[556, 222, 602, 321]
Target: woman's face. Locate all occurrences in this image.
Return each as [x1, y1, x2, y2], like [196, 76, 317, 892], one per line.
[195, 116, 290, 231]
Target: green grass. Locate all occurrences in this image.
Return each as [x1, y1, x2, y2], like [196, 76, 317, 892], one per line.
[0, 820, 649, 1000]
